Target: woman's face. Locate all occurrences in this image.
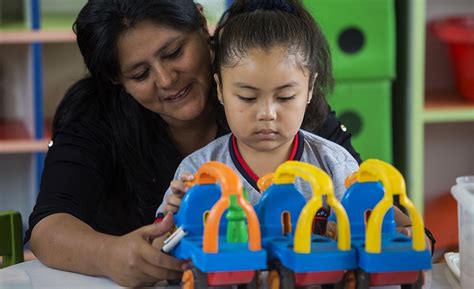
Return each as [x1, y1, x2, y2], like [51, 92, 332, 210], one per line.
[216, 47, 313, 154]
[117, 21, 213, 126]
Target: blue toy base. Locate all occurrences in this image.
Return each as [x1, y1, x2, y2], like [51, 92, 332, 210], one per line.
[264, 235, 357, 272]
[173, 236, 267, 273]
[353, 233, 432, 273]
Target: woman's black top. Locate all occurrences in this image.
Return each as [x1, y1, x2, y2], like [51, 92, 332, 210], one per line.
[25, 98, 360, 242]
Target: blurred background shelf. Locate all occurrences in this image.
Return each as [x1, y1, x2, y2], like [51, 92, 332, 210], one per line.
[0, 30, 75, 44]
[424, 91, 474, 123]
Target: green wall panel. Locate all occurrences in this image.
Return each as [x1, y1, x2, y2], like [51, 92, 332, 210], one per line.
[328, 81, 393, 163]
[303, 0, 396, 81]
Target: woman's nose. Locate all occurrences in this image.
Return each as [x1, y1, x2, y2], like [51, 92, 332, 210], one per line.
[257, 100, 277, 121]
[153, 63, 177, 89]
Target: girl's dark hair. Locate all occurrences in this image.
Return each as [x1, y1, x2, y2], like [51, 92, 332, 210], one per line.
[53, 0, 204, 220]
[213, 0, 333, 131]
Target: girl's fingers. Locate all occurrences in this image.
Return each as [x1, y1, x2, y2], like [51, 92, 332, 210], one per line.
[166, 194, 182, 208]
[179, 172, 194, 182]
[170, 180, 187, 196]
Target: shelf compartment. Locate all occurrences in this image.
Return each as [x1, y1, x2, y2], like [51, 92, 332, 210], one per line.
[41, 14, 77, 31]
[424, 90, 474, 123]
[0, 120, 48, 153]
[0, 0, 28, 31]
[40, 0, 86, 30]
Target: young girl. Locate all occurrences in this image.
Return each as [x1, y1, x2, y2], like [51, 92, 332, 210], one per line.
[157, 0, 359, 214]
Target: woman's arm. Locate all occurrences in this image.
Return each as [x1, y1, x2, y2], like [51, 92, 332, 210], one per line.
[30, 213, 183, 287]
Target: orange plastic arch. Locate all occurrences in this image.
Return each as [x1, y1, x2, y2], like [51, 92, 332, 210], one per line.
[199, 162, 261, 253]
[257, 173, 274, 193]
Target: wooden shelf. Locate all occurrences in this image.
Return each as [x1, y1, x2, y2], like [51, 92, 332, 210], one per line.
[424, 90, 474, 123]
[0, 30, 75, 44]
[0, 120, 49, 154]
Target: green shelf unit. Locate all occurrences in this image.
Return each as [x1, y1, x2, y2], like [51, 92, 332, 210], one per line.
[303, 0, 396, 81]
[328, 81, 393, 163]
[304, 0, 396, 165]
[424, 108, 474, 123]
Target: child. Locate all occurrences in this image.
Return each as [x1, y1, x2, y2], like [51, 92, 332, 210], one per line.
[157, 0, 359, 215]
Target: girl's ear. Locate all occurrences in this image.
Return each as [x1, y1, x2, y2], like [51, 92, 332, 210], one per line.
[307, 73, 318, 104]
[214, 73, 224, 104]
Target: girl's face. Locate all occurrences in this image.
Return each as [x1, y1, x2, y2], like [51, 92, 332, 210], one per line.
[117, 21, 213, 126]
[216, 47, 314, 154]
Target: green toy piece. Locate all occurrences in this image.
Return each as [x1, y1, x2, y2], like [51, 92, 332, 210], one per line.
[226, 194, 248, 243]
[0, 210, 24, 268]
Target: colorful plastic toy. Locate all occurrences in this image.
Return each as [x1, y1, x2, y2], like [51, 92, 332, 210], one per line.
[165, 159, 431, 289]
[254, 161, 357, 288]
[170, 161, 266, 289]
[338, 159, 432, 289]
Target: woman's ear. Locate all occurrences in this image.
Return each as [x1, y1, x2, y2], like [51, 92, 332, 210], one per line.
[214, 73, 224, 105]
[307, 73, 318, 104]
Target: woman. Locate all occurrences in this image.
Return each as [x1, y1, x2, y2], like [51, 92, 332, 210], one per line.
[27, 0, 360, 286]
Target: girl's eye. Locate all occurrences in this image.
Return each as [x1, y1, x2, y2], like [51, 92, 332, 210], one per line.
[132, 69, 150, 81]
[277, 95, 296, 102]
[237, 95, 257, 102]
[164, 47, 183, 59]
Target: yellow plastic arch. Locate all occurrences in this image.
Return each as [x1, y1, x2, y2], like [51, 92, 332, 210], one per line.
[274, 161, 351, 253]
[354, 159, 426, 253]
[198, 162, 262, 253]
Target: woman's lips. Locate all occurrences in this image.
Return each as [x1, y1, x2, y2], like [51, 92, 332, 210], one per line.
[164, 84, 191, 102]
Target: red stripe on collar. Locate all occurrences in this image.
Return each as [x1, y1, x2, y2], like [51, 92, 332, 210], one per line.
[231, 133, 300, 183]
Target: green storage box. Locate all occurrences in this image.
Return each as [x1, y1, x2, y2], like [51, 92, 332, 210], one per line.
[328, 81, 392, 163]
[303, 0, 396, 81]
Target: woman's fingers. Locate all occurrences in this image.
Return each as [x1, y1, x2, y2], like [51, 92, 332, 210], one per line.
[140, 235, 184, 278]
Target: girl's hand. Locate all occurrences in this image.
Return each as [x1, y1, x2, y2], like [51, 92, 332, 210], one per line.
[97, 213, 184, 287]
[164, 173, 194, 214]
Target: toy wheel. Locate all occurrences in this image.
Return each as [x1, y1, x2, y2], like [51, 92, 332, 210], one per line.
[355, 269, 370, 289]
[267, 260, 295, 289]
[401, 271, 424, 289]
[321, 270, 356, 289]
[181, 267, 208, 289]
[237, 270, 260, 289]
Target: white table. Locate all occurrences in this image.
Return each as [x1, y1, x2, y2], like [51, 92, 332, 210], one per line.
[0, 260, 459, 289]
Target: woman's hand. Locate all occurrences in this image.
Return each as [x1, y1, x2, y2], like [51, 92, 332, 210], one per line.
[97, 213, 184, 287]
[164, 172, 194, 214]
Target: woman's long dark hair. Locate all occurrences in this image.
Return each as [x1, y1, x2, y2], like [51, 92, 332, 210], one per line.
[213, 0, 333, 131]
[53, 0, 205, 219]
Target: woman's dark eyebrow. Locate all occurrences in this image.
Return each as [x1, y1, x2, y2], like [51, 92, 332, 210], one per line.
[123, 36, 182, 73]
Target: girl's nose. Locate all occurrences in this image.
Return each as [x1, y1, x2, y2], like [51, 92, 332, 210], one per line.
[257, 100, 277, 121]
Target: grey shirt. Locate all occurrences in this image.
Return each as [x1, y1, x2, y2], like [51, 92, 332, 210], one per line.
[157, 130, 359, 215]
